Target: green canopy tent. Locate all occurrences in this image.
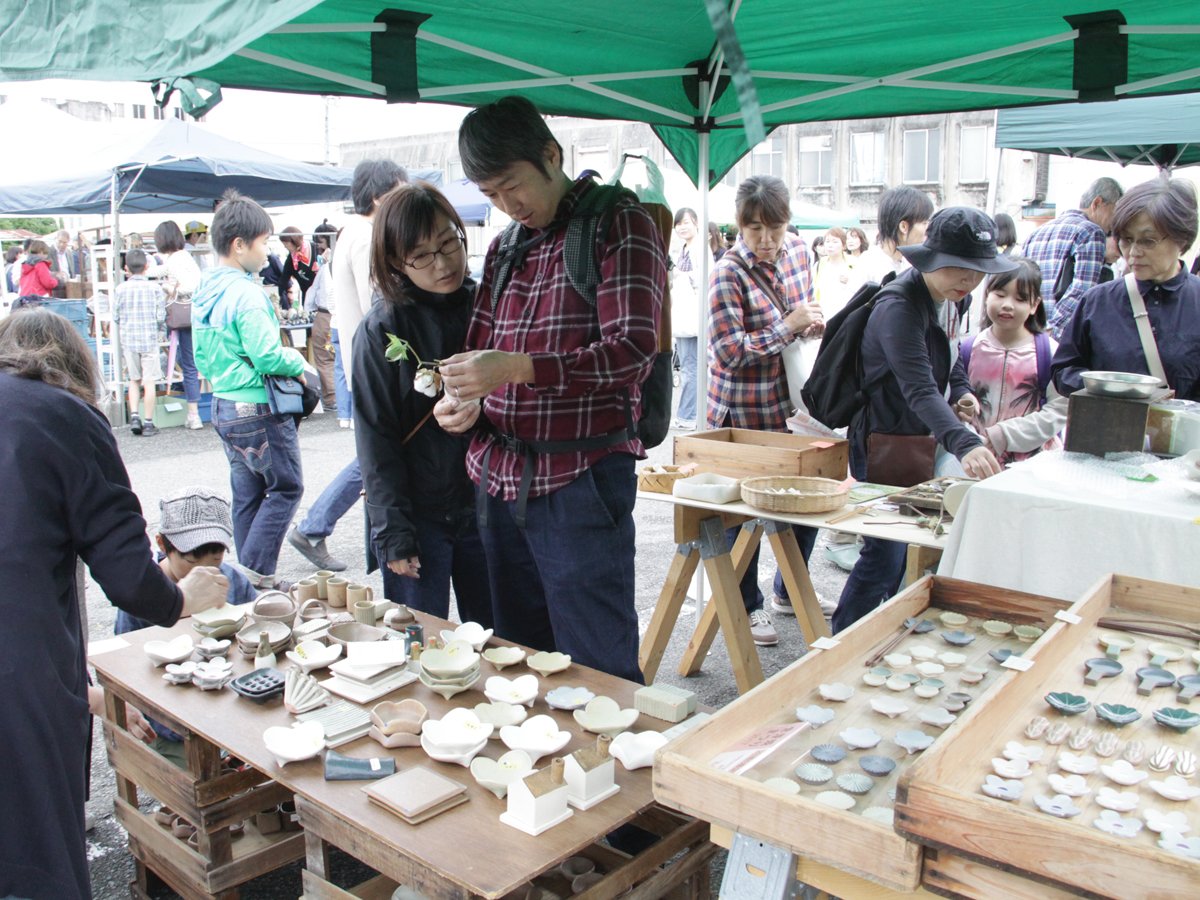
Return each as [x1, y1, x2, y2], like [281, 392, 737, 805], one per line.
[995, 92, 1200, 172]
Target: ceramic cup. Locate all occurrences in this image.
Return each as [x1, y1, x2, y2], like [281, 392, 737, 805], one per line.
[353, 600, 377, 626]
[326, 577, 348, 608]
[348, 584, 374, 611]
[314, 570, 334, 600]
[290, 579, 320, 604]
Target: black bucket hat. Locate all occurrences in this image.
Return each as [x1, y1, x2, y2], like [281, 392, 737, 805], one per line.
[899, 207, 1019, 274]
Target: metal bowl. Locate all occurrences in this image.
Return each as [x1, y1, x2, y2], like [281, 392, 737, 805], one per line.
[1080, 371, 1164, 399]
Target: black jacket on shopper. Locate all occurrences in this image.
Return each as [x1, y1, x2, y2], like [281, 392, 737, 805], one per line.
[351, 279, 477, 563]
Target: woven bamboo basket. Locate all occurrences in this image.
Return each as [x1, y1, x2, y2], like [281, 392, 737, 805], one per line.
[637, 465, 691, 494]
[740, 476, 849, 514]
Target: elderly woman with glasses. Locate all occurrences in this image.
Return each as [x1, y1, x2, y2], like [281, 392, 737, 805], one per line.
[351, 181, 493, 625]
[1053, 178, 1200, 402]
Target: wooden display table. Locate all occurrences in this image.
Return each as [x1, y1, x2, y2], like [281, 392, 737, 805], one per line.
[636, 491, 949, 694]
[91, 611, 714, 900]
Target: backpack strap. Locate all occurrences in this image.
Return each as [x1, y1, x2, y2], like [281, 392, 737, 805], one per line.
[1034, 331, 1053, 407]
[489, 220, 527, 315]
[959, 334, 976, 374]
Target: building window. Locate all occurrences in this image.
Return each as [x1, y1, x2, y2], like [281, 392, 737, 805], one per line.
[722, 169, 738, 187]
[850, 131, 886, 185]
[959, 125, 990, 183]
[448, 159, 464, 182]
[903, 128, 941, 184]
[132, 104, 146, 119]
[576, 146, 610, 179]
[152, 105, 164, 120]
[173, 108, 185, 120]
[798, 135, 833, 187]
[751, 134, 785, 178]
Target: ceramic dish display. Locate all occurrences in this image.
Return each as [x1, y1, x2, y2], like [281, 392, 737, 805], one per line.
[250, 592, 298, 627]
[499, 714, 571, 764]
[545, 686, 596, 711]
[422, 708, 494, 752]
[283, 667, 332, 715]
[527, 651, 571, 677]
[1079, 370, 1164, 399]
[482, 646, 526, 670]
[573, 696, 639, 737]
[1045, 692, 1091, 716]
[419, 732, 488, 767]
[484, 674, 540, 707]
[608, 730, 669, 770]
[324, 621, 387, 647]
[818, 683, 854, 702]
[417, 668, 480, 700]
[162, 662, 197, 685]
[369, 699, 428, 747]
[1154, 708, 1200, 733]
[195, 638, 231, 660]
[439, 622, 493, 652]
[840, 727, 882, 750]
[284, 640, 342, 675]
[918, 707, 956, 729]
[191, 603, 248, 628]
[472, 700, 528, 733]
[262, 721, 325, 767]
[671, 472, 742, 504]
[795, 705, 836, 728]
[795, 763, 834, 784]
[870, 697, 909, 718]
[420, 641, 480, 678]
[471, 749, 535, 799]
[145, 635, 195, 667]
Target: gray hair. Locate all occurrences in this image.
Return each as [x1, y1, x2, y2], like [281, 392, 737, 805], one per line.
[1111, 177, 1199, 255]
[1080, 177, 1124, 209]
[56, 229, 70, 240]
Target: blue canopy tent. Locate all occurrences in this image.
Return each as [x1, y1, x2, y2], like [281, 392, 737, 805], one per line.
[438, 177, 495, 225]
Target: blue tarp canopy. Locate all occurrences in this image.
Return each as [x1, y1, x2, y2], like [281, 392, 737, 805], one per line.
[995, 94, 1200, 171]
[438, 177, 495, 225]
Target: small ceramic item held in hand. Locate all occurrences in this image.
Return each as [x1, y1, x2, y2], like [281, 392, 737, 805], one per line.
[178, 565, 232, 617]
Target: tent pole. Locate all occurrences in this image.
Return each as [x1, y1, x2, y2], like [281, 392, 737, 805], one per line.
[108, 168, 127, 427]
[696, 130, 711, 429]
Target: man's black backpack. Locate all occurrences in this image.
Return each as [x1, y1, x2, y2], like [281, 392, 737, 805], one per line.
[800, 279, 890, 429]
[489, 179, 673, 448]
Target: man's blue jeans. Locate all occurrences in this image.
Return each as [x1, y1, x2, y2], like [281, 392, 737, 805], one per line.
[476, 453, 642, 683]
[675, 336, 698, 423]
[728, 524, 818, 612]
[213, 399, 304, 585]
[383, 513, 493, 626]
[298, 459, 362, 540]
[831, 440, 907, 633]
[332, 327, 352, 420]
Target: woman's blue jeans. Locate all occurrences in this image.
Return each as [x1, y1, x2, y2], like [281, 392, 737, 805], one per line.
[332, 327, 352, 420]
[675, 336, 698, 423]
[172, 327, 201, 403]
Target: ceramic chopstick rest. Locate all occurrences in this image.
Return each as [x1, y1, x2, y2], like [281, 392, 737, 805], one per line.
[1135, 666, 1176, 696]
[1083, 658, 1123, 685]
[1002, 742, 1043, 763]
[818, 682, 854, 702]
[607, 731, 667, 771]
[836, 774, 874, 794]
[795, 705, 836, 728]
[262, 721, 325, 767]
[958, 665, 987, 684]
[195, 637, 231, 660]
[1153, 708, 1200, 733]
[1068, 726, 1095, 751]
[1122, 740, 1146, 765]
[882, 653, 911, 669]
[859, 755, 896, 776]
[1144, 810, 1190, 834]
[1034, 794, 1082, 818]
[795, 763, 834, 785]
[1024, 716, 1050, 739]
[1147, 776, 1200, 801]
[1045, 692, 1090, 716]
[862, 667, 891, 687]
[914, 661, 945, 678]
[1096, 703, 1142, 726]
[1093, 810, 1144, 838]
[283, 667, 332, 715]
[1101, 760, 1149, 785]
[938, 652, 966, 668]
[1099, 633, 1136, 660]
[992, 757, 1033, 778]
[869, 697, 909, 718]
[1147, 641, 1185, 668]
[284, 639, 342, 675]
[1057, 752, 1098, 775]
[1095, 787, 1140, 812]
[918, 707, 956, 729]
[1158, 832, 1200, 859]
[1047, 773, 1091, 797]
[1174, 750, 1197, 778]
[1148, 746, 1176, 773]
[909, 645, 937, 661]
[914, 678, 944, 699]
[942, 630, 974, 646]
[840, 727, 882, 750]
[1045, 723, 1071, 745]
[981, 775, 1024, 801]
[1094, 732, 1120, 757]
[810, 744, 847, 764]
[989, 649, 1016, 664]
[894, 730, 933, 755]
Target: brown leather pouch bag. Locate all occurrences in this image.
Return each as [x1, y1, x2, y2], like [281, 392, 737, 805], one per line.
[866, 433, 937, 487]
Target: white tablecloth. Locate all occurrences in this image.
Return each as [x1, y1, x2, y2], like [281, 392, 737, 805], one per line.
[938, 455, 1200, 601]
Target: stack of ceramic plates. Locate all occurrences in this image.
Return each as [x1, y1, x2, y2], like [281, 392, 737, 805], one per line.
[418, 642, 481, 699]
[236, 620, 292, 658]
[323, 657, 416, 704]
[419, 708, 492, 766]
[192, 603, 248, 640]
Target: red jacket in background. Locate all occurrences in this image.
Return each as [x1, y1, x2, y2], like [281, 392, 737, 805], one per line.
[19, 258, 58, 296]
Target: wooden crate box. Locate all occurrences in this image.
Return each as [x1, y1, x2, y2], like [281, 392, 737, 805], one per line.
[896, 574, 1200, 900]
[673, 428, 848, 481]
[654, 576, 1071, 892]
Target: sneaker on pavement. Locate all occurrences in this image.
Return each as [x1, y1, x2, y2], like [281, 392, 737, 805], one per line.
[287, 526, 347, 571]
[185, 414, 203, 430]
[338, 418, 351, 429]
[769, 595, 795, 616]
[271, 579, 294, 594]
[141, 421, 161, 437]
[748, 609, 778, 646]
[130, 413, 143, 435]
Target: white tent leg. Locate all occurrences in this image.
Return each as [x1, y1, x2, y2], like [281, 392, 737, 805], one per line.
[690, 129, 712, 616]
[108, 169, 126, 426]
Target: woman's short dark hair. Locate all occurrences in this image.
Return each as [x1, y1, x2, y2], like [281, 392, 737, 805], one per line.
[279, 226, 303, 250]
[993, 213, 1018, 249]
[825, 226, 848, 253]
[351, 159, 408, 216]
[4, 246, 19, 264]
[458, 96, 564, 184]
[1111, 177, 1199, 255]
[0, 307, 98, 404]
[211, 190, 273, 257]
[735, 175, 791, 229]
[877, 186, 934, 245]
[674, 207, 698, 227]
[847, 226, 869, 252]
[313, 219, 337, 252]
[371, 181, 468, 306]
[154, 221, 186, 254]
[708, 222, 723, 254]
[979, 256, 1046, 333]
[27, 239, 50, 258]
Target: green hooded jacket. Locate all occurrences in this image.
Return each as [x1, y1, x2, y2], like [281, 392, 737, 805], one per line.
[192, 265, 305, 404]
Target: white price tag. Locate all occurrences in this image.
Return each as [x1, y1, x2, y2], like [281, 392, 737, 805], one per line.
[1002, 656, 1035, 672]
[811, 637, 841, 650]
[369, 758, 381, 771]
[1054, 610, 1083, 625]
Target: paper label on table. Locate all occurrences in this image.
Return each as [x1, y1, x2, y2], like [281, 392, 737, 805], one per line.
[87, 637, 130, 658]
[1002, 656, 1035, 672]
[838, 477, 857, 491]
[370, 758, 381, 771]
[345, 642, 409, 667]
[809, 440, 835, 449]
[1054, 610, 1083, 625]
[811, 637, 841, 650]
[708, 723, 808, 775]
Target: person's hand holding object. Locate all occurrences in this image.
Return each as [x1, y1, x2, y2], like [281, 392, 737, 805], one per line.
[439, 349, 534, 403]
[961, 445, 1002, 479]
[955, 393, 980, 423]
[784, 303, 823, 335]
[178, 566, 230, 617]
[434, 391, 481, 434]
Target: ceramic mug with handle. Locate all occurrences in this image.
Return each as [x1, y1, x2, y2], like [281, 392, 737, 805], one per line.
[348, 584, 374, 612]
[314, 570, 334, 600]
[290, 579, 320, 604]
[326, 577, 348, 608]
[353, 600, 376, 626]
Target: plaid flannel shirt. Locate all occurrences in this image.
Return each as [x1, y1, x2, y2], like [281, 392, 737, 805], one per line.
[1020, 209, 1106, 336]
[465, 177, 666, 500]
[706, 233, 814, 430]
[114, 275, 165, 354]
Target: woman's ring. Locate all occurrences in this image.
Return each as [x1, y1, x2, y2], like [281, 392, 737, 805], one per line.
[453, 386, 460, 398]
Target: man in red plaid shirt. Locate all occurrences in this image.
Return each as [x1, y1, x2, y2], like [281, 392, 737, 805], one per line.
[437, 97, 665, 682]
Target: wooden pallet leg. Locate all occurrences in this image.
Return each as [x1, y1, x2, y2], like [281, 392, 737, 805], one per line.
[905, 545, 942, 586]
[305, 827, 332, 882]
[767, 523, 831, 645]
[697, 519, 764, 692]
[640, 545, 700, 683]
[103, 689, 140, 809]
[678, 523, 761, 678]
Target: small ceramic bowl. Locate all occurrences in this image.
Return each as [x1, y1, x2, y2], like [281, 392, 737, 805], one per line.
[322, 622, 384, 648]
[262, 721, 326, 767]
[609, 730, 668, 770]
[862, 669, 890, 687]
[417, 669, 481, 700]
[499, 714, 571, 764]
[482, 646, 526, 670]
[981, 620, 1012, 637]
[370, 699, 428, 735]
[484, 674, 540, 707]
[573, 696, 639, 737]
[439, 622, 494, 652]
[145, 635, 195, 667]
[473, 700, 528, 734]
[470, 750, 534, 799]
[420, 641, 480, 678]
[1013, 625, 1043, 644]
[545, 686, 596, 711]
[939, 611, 968, 628]
[527, 651, 571, 677]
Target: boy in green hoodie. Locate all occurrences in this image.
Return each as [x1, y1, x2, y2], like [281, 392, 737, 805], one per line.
[192, 190, 307, 590]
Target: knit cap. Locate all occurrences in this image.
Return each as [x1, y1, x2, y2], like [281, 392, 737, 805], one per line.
[159, 486, 233, 554]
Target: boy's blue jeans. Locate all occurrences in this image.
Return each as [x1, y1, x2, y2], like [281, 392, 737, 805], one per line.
[213, 398, 304, 585]
[298, 459, 362, 540]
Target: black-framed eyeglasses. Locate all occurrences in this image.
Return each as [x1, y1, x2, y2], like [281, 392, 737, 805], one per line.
[405, 235, 464, 269]
[1118, 235, 1168, 253]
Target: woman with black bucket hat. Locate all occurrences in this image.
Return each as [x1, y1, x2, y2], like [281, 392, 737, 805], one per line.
[832, 207, 1018, 634]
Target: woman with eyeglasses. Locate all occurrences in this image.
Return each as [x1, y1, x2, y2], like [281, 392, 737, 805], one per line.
[351, 182, 492, 624]
[1053, 178, 1200, 402]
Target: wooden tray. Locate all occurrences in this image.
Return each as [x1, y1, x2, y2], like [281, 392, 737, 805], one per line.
[888, 477, 973, 514]
[673, 428, 848, 480]
[654, 576, 1071, 892]
[897, 574, 1200, 900]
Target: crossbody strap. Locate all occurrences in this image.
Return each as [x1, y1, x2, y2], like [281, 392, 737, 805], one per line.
[1123, 273, 1167, 383]
[726, 251, 789, 317]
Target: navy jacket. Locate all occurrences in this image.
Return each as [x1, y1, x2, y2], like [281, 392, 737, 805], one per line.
[1052, 268, 1200, 401]
[853, 266, 981, 460]
[0, 373, 182, 900]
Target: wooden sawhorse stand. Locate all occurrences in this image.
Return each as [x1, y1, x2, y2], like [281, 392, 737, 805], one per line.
[639, 505, 830, 694]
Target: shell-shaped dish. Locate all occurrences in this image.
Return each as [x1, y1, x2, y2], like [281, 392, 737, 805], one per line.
[1153, 707, 1200, 733]
[836, 773, 874, 794]
[1024, 716, 1050, 739]
[573, 696, 639, 738]
[283, 668, 332, 715]
[1096, 703, 1142, 726]
[939, 612, 968, 628]
[484, 674, 540, 707]
[470, 749, 535, 798]
[1094, 732, 1120, 757]
[262, 721, 325, 767]
[839, 727, 882, 749]
[810, 744, 847, 763]
[1149, 746, 1177, 772]
[482, 646, 526, 670]
[1013, 625, 1043, 643]
[794, 763, 834, 784]
[795, 705, 836, 728]
[439, 622, 493, 652]
[1122, 740, 1147, 765]
[1045, 692, 1091, 716]
[1068, 726, 1095, 750]
[1095, 787, 1140, 812]
[527, 651, 571, 677]
[1045, 722, 1071, 745]
[500, 714, 571, 764]
[422, 708, 494, 752]
[859, 755, 896, 776]
[284, 640, 342, 675]
[608, 731, 668, 770]
[1174, 749, 1197, 779]
[981, 620, 1012, 637]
